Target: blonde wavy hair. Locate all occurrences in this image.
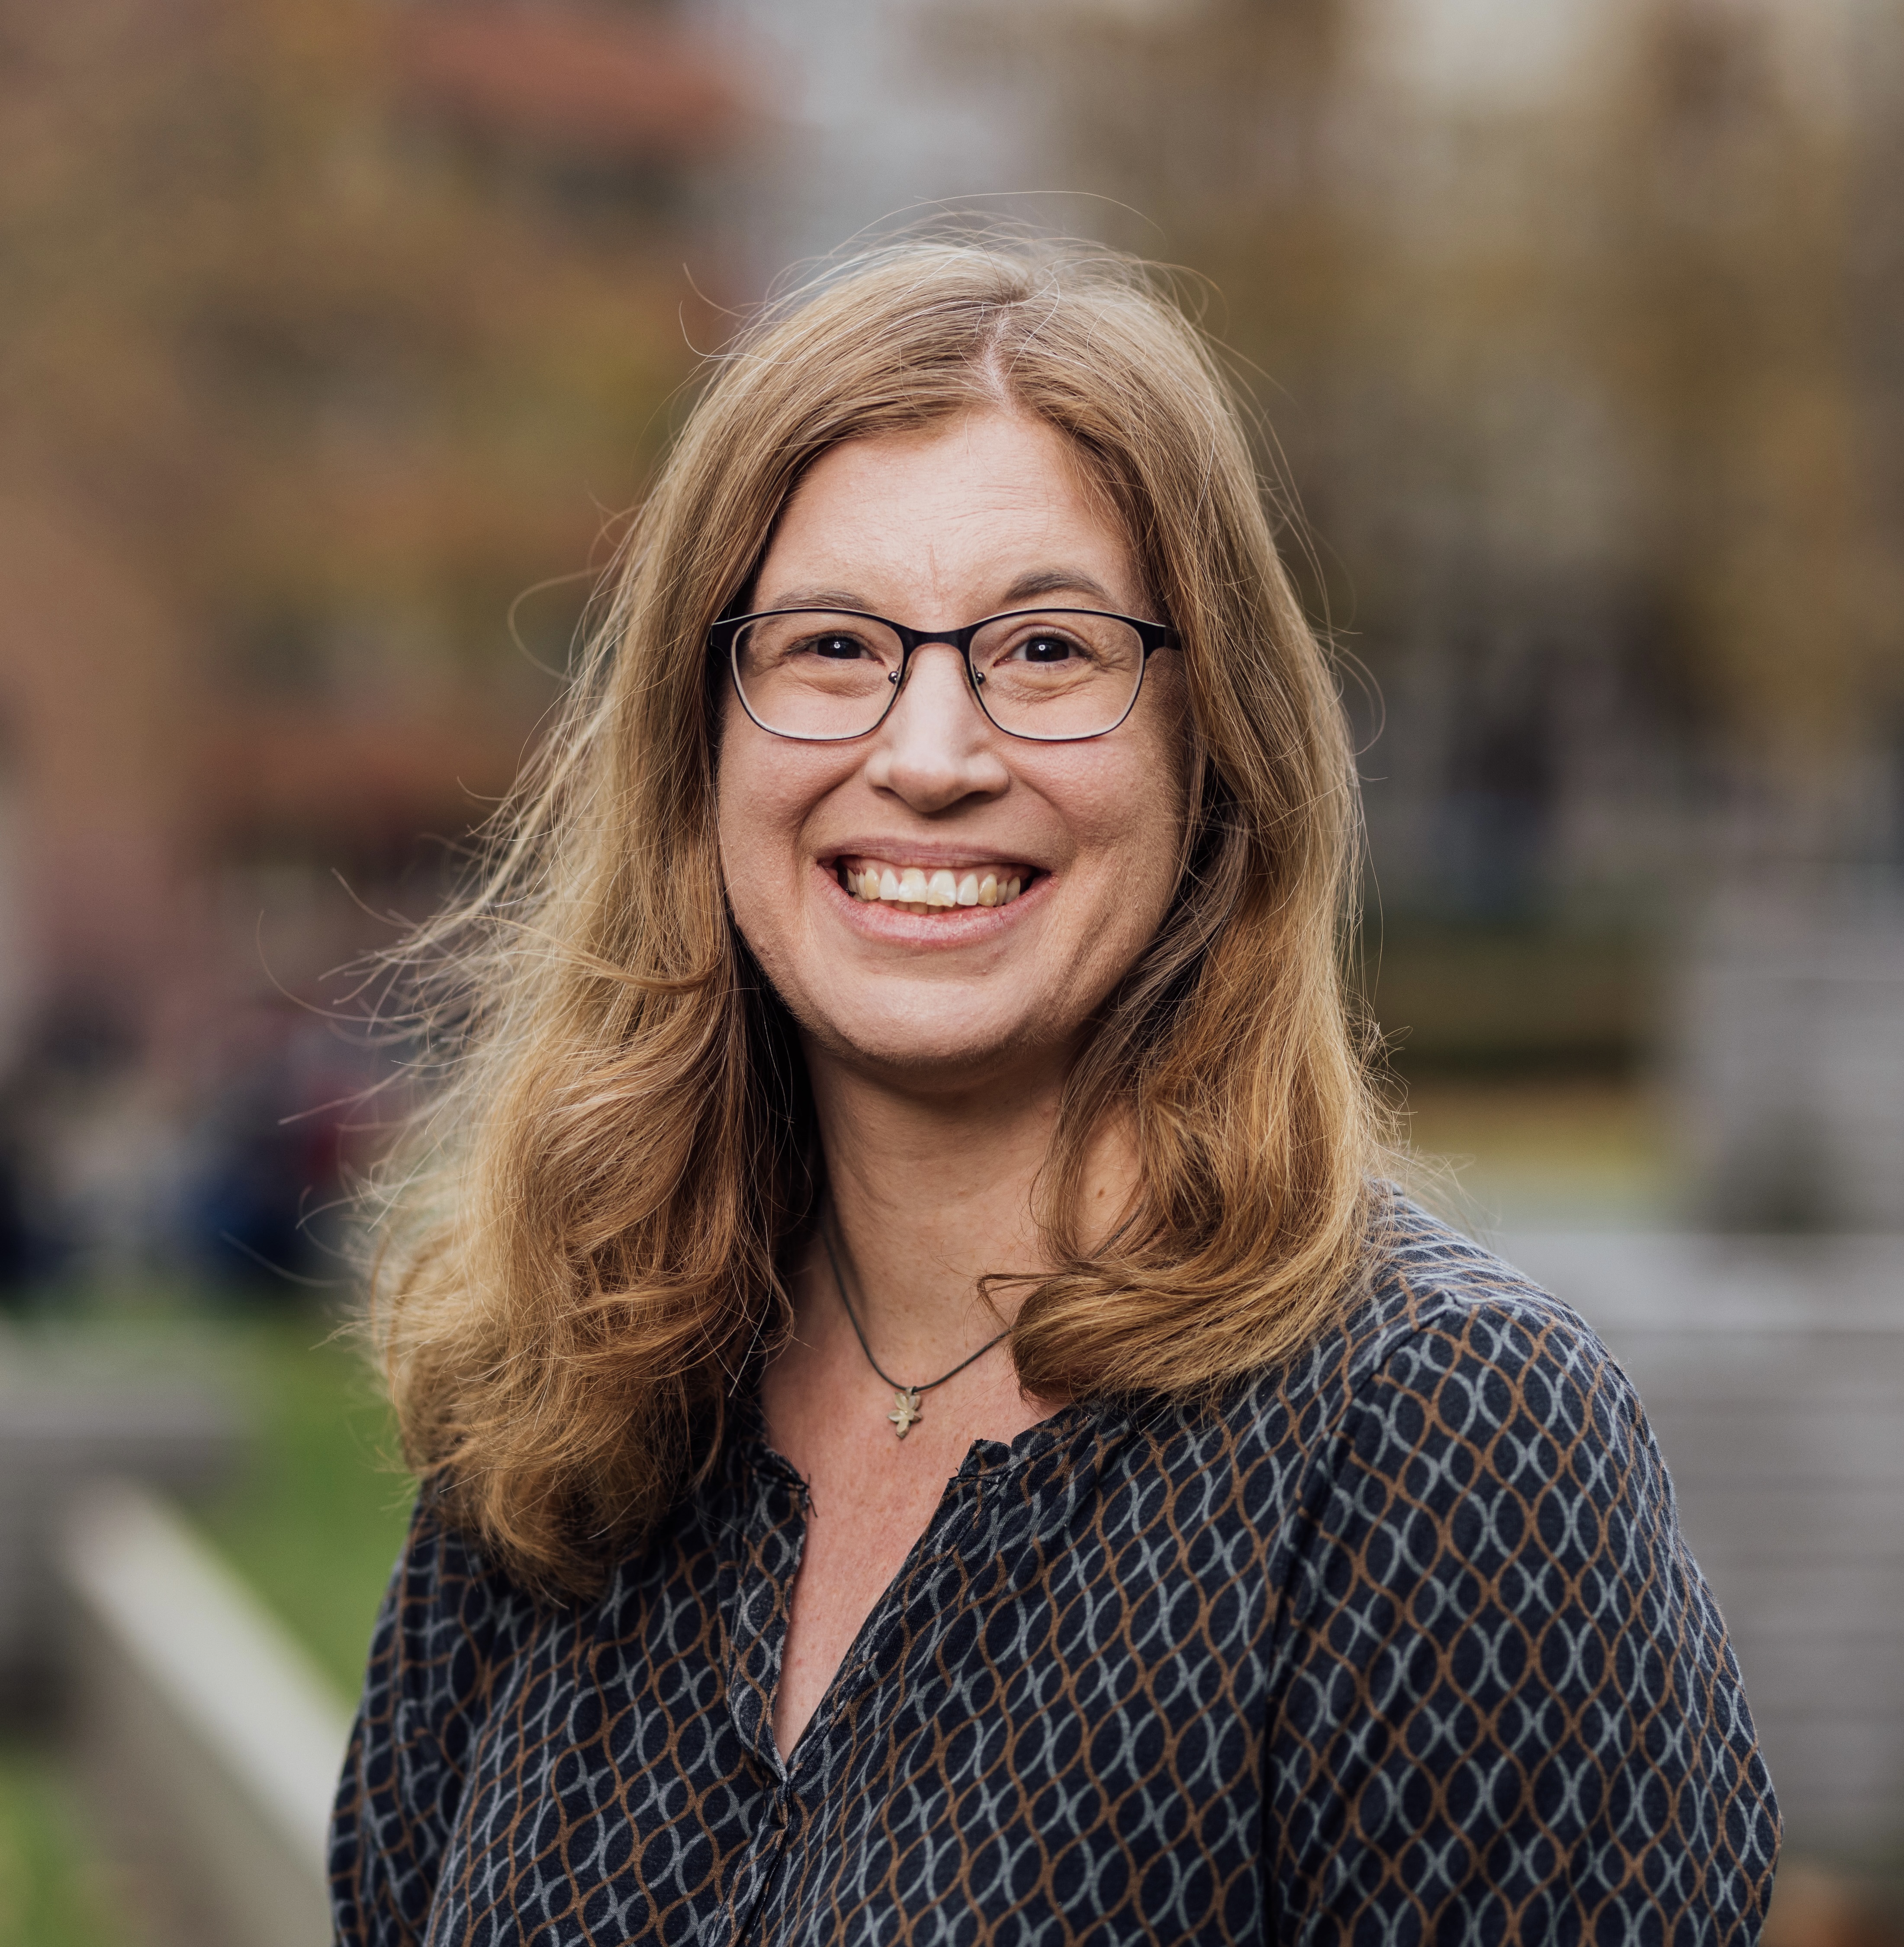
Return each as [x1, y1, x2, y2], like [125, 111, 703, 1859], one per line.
[372, 238, 1385, 1594]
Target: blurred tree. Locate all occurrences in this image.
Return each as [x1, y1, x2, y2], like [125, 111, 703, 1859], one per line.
[928, 0, 1904, 879]
[0, 0, 746, 1041]
[1611, 0, 1903, 840]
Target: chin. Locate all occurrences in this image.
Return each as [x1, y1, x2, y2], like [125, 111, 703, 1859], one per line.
[797, 996, 1069, 1090]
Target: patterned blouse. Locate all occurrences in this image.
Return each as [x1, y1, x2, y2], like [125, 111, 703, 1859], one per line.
[330, 1204, 1779, 1944]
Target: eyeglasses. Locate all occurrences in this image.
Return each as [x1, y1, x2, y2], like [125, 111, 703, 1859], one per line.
[710, 606, 1178, 743]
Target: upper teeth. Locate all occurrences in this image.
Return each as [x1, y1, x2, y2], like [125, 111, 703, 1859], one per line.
[839, 860, 1026, 911]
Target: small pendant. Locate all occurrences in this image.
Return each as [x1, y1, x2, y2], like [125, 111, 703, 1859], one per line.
[887, 1388, 922, 1438]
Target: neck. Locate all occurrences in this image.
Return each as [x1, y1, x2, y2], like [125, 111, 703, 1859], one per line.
[802, 1043, 1096, 1374]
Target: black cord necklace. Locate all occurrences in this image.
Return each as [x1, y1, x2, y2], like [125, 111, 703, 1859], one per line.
[821, 1219, 1010, 1439]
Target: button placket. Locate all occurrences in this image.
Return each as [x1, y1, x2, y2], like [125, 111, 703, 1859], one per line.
[723, 1782, 799, 1947]
[721, 1457, 808, 1775]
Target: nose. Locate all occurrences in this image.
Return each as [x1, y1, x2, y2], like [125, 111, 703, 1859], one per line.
[862, 644, 1010, 813]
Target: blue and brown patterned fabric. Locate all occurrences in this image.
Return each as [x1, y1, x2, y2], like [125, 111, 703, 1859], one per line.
[330, 1202, 1779, 1944]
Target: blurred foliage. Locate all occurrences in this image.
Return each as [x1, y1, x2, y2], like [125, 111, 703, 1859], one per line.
[0, 0, 701, 709]
[1613, 3, 1904, 775]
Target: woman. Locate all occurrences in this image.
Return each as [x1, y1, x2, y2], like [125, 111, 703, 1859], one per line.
[331, 240, 1778, 1944]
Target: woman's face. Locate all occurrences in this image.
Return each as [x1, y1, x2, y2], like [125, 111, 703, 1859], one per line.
[716, 408, 1189, 1089]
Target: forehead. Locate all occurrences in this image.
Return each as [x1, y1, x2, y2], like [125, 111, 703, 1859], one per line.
[756, 409, 1140, 613]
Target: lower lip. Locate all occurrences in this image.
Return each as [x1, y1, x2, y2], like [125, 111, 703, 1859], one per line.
[816, 863, 1047, 943]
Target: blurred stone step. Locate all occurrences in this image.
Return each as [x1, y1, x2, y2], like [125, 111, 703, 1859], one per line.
[59, 1478, 347, 1947]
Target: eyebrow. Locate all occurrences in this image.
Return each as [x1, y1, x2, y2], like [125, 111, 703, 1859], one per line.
[758, 567, 1122, 618]
[999, 567, 1119, 607]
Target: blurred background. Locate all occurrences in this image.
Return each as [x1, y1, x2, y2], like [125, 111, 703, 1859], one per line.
[0, 0, 1899, 1940]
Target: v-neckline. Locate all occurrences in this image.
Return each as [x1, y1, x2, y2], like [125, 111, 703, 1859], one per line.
[730, 1397, 1104, 1771]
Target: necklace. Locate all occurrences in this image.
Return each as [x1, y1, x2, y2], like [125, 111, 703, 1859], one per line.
[821, 1221, 1010, 1439]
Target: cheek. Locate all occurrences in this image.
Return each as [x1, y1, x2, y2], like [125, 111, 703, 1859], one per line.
[717, 694, 799, 851]
[714, 714, 846, 957]
[1063, 725, 1190, 916]
[1126, 685, 1194, 900]
[716, 734, 781, 942]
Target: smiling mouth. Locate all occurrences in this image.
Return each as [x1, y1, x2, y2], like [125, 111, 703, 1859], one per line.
[834, 855, 1032, 914]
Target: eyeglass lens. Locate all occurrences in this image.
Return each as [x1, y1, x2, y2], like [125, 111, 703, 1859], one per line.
[731, 610, 1146, 741]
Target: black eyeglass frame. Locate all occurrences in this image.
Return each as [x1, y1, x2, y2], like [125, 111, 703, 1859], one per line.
[709, 605, 1180, 744]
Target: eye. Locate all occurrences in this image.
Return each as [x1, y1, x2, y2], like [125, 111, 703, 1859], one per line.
[807, 632, 871, 660]
[1010, 631, 1080, 664]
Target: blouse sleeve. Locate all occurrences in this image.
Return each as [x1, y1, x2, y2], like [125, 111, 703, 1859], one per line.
[1264, 1297, 1780, 1944]
[328, 1495, 505, 1947]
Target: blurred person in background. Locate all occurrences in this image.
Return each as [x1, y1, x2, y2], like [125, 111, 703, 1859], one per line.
[330, 239, 1780, 1944]
[0, 1065, 55, 1300]
[175, 998, 377, 1295]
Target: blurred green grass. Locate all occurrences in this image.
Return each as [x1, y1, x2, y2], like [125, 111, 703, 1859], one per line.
[0, 1744, 120, 1947]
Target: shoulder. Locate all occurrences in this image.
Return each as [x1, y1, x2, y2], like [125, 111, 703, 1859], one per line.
[1204, 1192, 1649, 1497]
[368, 1490, 546, 1717]
[1242, 1209, 1779, 1934]
[1344, 1192, 1615, 1389]
[1352, 1193, 1634, 1425]
[1199, 1198, 1693, 1643]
